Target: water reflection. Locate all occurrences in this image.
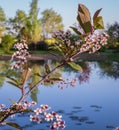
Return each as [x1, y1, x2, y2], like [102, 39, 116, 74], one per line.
[0, 59, 119, 130]
[0, 60, 13, 87]
[0, 60, 119, 87]
[0, 60, 64, 101]
[97, 61, 119, 79]
[1, 60, 119, 100]
[76, 62, 91, 84]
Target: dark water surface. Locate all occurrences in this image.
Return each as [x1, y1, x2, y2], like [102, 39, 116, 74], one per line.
[0, 60, 119, 130]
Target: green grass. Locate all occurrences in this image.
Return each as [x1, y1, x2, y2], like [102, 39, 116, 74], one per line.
[0, 49, 14, 55]
[0, 48, 60, 55]
[29, 50, 60, 54]
[0, 48, 5, 54]
[1, 47, 119, 62]
[107, 53, 119, 61]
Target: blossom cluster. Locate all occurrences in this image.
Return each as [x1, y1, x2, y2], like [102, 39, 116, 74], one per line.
[80, 32, 109, 53]
[0, 102, 65, 129]
[0, 101, 36, 126]
[11, 39, 30, 70]
[12, 100, 36, 111]
[30, 104, 65, 129]
[52, 29, 109, 61]
[53, 30, 71, 43]
[57, 78, 77, 90]
[0, 101, 36, 115]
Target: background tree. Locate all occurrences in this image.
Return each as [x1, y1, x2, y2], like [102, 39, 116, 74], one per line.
[106, 22, 119, 50]
[41, 8, 64, 39]
[1, 34, 16, 53]
[8, 10, 27, 36]
[9, 0, 41, 44]
[7, 10, 27, 38]
[98, 61, 119, 79]
[0, 6, 6, 40]
[24, 0, 41, 43]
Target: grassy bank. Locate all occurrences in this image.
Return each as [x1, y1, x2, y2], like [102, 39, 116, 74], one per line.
[0, 48, 119, 61]
[107, 53, 119, 61]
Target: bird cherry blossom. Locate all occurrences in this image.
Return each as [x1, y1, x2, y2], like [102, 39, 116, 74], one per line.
[11, 39, 30, 70]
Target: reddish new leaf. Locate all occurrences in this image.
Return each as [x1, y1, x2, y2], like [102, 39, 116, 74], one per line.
[77, 4, 92, 34]
[93, 8, 102, 22]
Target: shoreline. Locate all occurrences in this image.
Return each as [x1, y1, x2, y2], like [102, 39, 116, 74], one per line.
[0, 53, 108, 61]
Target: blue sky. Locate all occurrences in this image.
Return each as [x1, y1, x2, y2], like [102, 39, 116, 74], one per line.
[0, 0, 119, 30]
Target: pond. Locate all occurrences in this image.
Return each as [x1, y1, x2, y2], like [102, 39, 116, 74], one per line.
[0, 60, 119, 130]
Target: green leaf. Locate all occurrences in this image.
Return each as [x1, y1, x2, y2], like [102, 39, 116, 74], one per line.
[23, 109, 33, 113]
[7, 81, 21, 89]
[50, 72, 62, 81]
[34, 73, 43, 77]
[45, 64, 51, 74]
[6, 122, 22, 130]
[50, 77, 63, 82]
[93, 8, 104, 29]
[7, 76, 18, 84]
[67, 62, 83, 71]
[8, 98, 16, 104]
[51, 43, 64, 55]
[94, 16, 104, 29]
[50, 72, 61, 78]
[0, 111, 6, 117]
[7, 76, 22, 88]
[70, 26, 82, 35]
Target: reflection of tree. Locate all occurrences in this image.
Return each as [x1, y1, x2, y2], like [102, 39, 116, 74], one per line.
[0, 76, 5, 87]
[97, 61, 119, 79]
[28, 60, 63, 101]
[0, 60, 22, 87]
[46, 60, 63, 84]
[29, 63, 41, 102]
[76, 62, 91, 84]
[0, 61, 11, 87]
[64, 61, 91, 84]
[0, 59, 64, 101]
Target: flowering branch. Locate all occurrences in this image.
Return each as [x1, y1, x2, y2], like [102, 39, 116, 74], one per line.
[0, 3, 109, 130]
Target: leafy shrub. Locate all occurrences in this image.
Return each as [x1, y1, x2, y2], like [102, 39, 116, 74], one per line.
[1, 34, 16, 54]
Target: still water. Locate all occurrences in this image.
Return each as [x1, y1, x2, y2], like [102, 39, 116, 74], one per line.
[0, 60, 119, 130]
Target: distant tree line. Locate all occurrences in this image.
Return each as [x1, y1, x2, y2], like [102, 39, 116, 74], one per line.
[0, 0, 64, 53]
[0, 0, 119, 53]
[106, 22, 119, 51]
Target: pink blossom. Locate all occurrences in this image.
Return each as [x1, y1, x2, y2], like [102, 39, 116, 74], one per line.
[11, 40, 30, 70]
[30, 115, 41, 123]
[51, 120, 66, 130]
[0, 122, 6, 125]
[115, 126, 119, 130]
[40, 104, 51, 111]
[0, 104, 6, 108]
[52, 122, 61, 129]
[69, 58, 73, 62]
[10, 114, 15, 118]
[34, 108, 42, 115]
[70, 78, 76, 86]
[44, 113, 54, 121]
[31, 101, 37, 106]
[55, 114, 62, 121]
[75, 40, 81, 46]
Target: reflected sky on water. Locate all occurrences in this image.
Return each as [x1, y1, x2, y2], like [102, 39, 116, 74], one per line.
[0, 60, 119, 130]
